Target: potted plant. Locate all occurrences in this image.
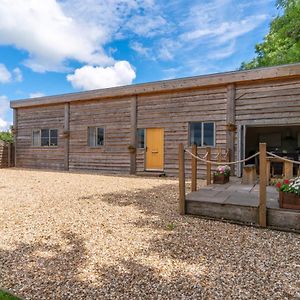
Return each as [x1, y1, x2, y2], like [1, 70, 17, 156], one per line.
[275, 177, 300, 210]
[213, 165, 230, 184]
[127, 144, 136, 153]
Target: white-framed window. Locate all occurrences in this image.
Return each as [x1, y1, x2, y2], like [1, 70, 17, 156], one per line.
[32, 129, 58, 147]
[88, 127, 104, 147]
[137, 128, 145, 148]
[189, 122, 215, 147]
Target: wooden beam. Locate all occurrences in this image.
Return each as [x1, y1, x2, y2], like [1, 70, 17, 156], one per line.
[191, 144, 197, 192]
[178, 143, 186, 215]
[206, 147, 211, 185]
[64, 103, 70, 171]
[259, 143, 267, 227]
[130, 96, 137, 175]
[226, 83, 236, 167]
[13, 109, 17, 167]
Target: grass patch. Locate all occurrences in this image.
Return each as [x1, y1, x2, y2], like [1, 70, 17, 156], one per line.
[0, 289, 21, 300]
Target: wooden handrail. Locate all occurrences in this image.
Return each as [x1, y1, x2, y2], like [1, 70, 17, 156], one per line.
[191, 144, 197, 192]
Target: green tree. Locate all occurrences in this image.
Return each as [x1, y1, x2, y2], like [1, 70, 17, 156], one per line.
[241, 0, 300, 70]
[0, 130, 13, 143]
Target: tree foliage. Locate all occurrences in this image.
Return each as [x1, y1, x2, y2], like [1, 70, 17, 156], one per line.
[0, 131, 13, 143]
[241, 0, 300, 70]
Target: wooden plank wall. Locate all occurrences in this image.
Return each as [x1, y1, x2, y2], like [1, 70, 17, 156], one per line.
[0, 141, 8, 168]
[236, 78, 300, 125]
[68, 97, 132, 173]
[16, 105, 65, 169]
[235, 78, 300, 161]
[137, 87, 228, 177]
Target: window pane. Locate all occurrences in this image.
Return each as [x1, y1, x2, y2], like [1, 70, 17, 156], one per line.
[50, 129, 58, 146]
[97, 128, 104, 146]
[137, 129, 145, 148]
[41, 129, 50, 146]
[203, 123, 214, 146]
[32, 130, 40, 146]
[88, 127, 96, 147]
[190, 123, 202, 146]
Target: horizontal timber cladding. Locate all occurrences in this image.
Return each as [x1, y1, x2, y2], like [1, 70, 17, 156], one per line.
[234, 78, 300, 164]
[0, 141, 8, 168]
[68, 97, 132, 172]
[16, 105, 65, 169]
[235, 78, 300, 125]
[137, 87, 227, 177]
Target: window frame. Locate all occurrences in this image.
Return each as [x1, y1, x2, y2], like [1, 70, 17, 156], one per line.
[137, 128, 146, 149]
[88, 126, 105, 148]
[32, 128, 58, 147]
[189, 122, 215, 147]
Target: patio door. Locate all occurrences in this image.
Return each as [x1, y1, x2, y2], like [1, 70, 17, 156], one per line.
[145, 128, 164, 171]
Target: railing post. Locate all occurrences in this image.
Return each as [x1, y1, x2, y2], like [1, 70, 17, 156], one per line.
[217, 147, 222, 162]
[191, 144, 197, 192]
[206, 147, 211, 185]
[226, 148, 231, 162]
[259, 143, 267, 227]
[178, 143, 186, 215]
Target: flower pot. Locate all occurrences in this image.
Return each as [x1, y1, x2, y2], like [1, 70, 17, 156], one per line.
[279, 191, 300, 210]
[213, 174, 229, 184]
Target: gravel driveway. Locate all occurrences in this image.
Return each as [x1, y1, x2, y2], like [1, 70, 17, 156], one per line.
[0, 169, 299, 299]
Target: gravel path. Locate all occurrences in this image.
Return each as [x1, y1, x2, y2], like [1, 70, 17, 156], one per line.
[0, 169, 299, 299]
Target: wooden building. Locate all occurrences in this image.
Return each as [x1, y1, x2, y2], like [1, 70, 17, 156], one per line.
[10, 63, 300, 177]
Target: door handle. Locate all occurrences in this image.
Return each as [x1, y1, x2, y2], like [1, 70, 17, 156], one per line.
[151, 150, 158, 153]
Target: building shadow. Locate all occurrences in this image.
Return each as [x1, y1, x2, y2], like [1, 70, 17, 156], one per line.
[1, 230, 206, 299]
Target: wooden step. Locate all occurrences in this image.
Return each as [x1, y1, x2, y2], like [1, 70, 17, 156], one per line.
[137, 171, 166, 177]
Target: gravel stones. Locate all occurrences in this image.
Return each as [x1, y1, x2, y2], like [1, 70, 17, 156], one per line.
[0, 169, 299, 299]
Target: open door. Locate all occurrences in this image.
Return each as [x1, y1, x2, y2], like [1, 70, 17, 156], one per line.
[145, 128, 164, 171]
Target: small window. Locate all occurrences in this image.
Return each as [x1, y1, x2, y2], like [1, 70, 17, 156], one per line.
[137, 128, 145, 148]
[32, 129, 58, 147]
[88, 127, 104, 147]
[32, 130, 40, 147]
[189, 122, 215, 147]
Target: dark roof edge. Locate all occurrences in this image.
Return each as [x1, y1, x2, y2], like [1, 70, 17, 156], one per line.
[10, 63, 300, 108]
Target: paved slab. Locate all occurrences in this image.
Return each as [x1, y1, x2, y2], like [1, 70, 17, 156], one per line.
[186, 181, 279, 209]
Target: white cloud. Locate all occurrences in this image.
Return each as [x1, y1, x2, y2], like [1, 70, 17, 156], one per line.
[181, 15, 267, 44]
[0, 95, 10, 131]
[0, 0, 167, 73]
[157, 39, 181, 61]
[126, 15, 167, 37]
[0, 118, 8, 131]
[12, 68, 23, 82]
[207, 41, 236, 60]
[0, 64, 11, 83]
[67, 61, 136, 91]
[0, 0, 113, 72]
[29, 92, 45, 98]
[130, 41, 152, 59]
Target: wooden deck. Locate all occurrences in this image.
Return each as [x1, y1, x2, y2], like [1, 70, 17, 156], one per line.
[186, 179, 300, 232]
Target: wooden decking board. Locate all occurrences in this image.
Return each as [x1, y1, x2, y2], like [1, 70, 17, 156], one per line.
[186, 180, 300, 232]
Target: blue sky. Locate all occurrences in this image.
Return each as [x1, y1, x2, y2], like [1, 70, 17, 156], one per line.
[0, 0, 277, 129]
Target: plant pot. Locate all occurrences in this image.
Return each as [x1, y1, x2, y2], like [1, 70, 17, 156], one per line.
[279, 191, 300, 210]
[213, 174, 229, 184]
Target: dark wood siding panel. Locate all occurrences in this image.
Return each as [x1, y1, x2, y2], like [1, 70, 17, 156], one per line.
[16, 105, 65, 169]
[69, 98, 132, 172]
[137, 87, 227, 176]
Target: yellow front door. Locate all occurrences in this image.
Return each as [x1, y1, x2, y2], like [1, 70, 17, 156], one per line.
[146, 128, 164, 170]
